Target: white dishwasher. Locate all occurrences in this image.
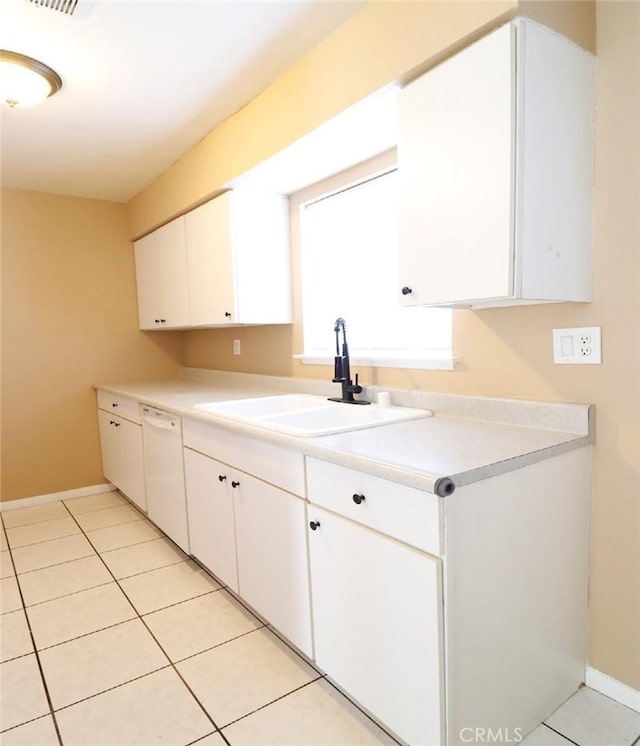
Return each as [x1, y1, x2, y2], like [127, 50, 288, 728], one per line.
[141, 406, 190, 552]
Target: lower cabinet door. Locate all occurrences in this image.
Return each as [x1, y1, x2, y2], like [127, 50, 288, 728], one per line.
[233, 474, 313, 657]
[308, 506, 444, 746]
[97, 410, 146, 511]
[183, 448, 239, 593]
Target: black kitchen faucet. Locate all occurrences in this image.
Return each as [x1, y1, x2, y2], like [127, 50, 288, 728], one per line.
[328, 317, 370, 405]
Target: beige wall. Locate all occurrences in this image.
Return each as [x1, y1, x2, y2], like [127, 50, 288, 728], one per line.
[1, 189, 183, 502]
[144, 1, 640, 690]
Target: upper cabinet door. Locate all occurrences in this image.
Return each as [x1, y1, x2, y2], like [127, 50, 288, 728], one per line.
[398, 20, 595, 308]
[134, 217, 190, 329]
[185, 195, 236, 326]
[231, 190, 292, 325]
[399, 24, 515, 307]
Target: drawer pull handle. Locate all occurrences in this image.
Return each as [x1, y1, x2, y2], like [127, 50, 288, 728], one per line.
[231, 480, 240, 489]
[309, 521, 321, 531]
[218, 475, 227, 482]
[352, 493, 366, 505]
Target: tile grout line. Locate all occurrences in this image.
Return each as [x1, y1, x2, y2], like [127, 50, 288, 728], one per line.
[5, 492, 154, 553]
[13, 550, 98, 576]
[170, 625, 268, 666]
[20, 579, 115, 611]
[219, 676, 325, 732]
[107, 556, 186, 581]
[30, 616, 139, 654]
[56, 499, 231, 740]
[2, 520, 65, 746]
[186, 731, 230, 746]
[2, 496, 132, 531]
[7, 514, 150, 556]
[51, 664, 173, 713]
[321, 676, 403, 745]
[542, 723, 583, 746]
[6, 530, 83, 552]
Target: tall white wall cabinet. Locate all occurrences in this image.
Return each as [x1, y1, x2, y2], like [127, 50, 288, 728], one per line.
[399, 19, 596, 308]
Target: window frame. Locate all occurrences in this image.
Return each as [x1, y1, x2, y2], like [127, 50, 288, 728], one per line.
[292, 155, 455, 371]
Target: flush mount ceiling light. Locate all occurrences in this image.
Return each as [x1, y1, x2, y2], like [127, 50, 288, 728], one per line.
[0, 50, 62, 108]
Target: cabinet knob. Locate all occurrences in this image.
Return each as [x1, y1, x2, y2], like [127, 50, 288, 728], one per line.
[155, 319, 161, 324]
[309, 521, 321, 531]
[160, 319, 166, 324]
[218, 475, 227, 482]
[352, 493, 366, 505]
[114, 422, 121, 427]
[401, 286, 413, 296]
[109, 419, 115, 425]
[111, 402, 118, 408]
[224, 312, 232, 318]
[231, 480, 240, 489]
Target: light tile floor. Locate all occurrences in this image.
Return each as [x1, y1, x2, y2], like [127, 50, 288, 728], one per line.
[0, 491, 638, 746]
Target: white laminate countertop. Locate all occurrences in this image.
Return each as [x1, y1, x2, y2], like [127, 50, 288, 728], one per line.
[95, 371, 593, 496]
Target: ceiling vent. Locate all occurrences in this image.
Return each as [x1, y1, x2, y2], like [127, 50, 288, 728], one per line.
[26, 0, 80, 16]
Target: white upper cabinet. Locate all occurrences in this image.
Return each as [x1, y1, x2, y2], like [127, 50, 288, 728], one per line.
[185, 190, 291, 326]
[134, 189, 291, 329]
[134, 218, 190, 329]
[398, 19, 595, 308]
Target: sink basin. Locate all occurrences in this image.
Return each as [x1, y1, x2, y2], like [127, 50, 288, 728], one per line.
[196, 394, 334, 418]
[194, 394, 431, 437]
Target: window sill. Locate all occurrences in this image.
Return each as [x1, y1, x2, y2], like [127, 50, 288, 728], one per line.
[294, 352, 456, 371]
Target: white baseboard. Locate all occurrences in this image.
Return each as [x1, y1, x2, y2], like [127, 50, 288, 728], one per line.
[0, 483, 116, 512]
[585, 666, 640, 712]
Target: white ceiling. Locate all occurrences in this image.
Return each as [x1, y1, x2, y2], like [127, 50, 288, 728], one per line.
[0, 0, 367, 203]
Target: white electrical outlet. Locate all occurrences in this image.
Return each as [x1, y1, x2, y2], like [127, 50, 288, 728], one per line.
[552, 326, 601, 364]
[233, 339, 241, 355]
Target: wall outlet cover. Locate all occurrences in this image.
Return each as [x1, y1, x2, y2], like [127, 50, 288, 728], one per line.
[552, 326, 601, 364]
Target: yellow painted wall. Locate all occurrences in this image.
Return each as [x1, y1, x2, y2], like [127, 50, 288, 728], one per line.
[0, 189, 183, 501]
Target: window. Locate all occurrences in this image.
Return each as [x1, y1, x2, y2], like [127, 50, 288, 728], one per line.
[298, 168, 453, 369]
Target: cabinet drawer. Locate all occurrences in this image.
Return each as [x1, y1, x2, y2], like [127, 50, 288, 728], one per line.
[306, 458, 443, 555]
[97, 391, 141, 424]
[183, 418, 304, 497]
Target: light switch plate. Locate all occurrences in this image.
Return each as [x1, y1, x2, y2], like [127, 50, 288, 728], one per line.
[553, 326, 601, 364]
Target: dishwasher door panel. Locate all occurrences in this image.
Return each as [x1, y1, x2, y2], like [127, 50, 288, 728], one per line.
[142, 408, 189, 552]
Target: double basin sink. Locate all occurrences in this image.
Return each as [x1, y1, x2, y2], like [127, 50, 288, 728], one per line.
[194, 393, 432, 437]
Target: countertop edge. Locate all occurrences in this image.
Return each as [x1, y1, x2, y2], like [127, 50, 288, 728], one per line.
[95, 383, 592, 495]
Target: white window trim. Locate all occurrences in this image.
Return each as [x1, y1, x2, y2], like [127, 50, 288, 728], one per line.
[294, 352, 456, 371]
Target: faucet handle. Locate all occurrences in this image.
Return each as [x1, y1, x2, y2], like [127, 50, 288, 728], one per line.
[352, 373, 363, 394]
